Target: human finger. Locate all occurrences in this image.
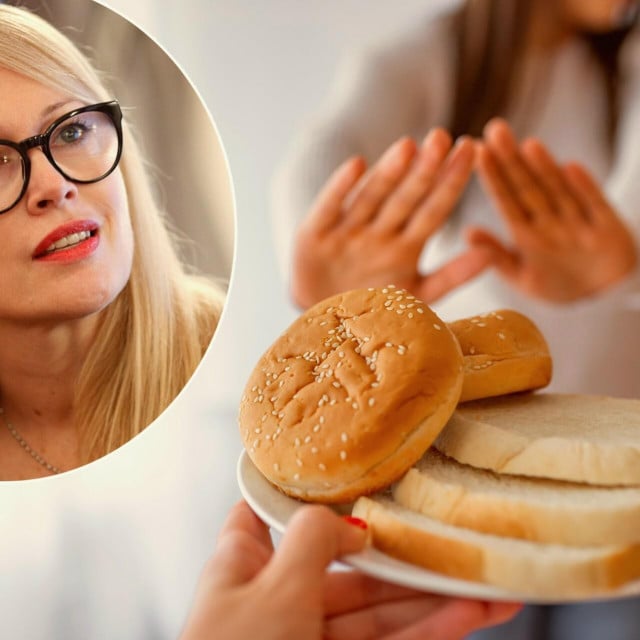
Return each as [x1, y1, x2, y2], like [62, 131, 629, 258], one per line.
[266, 507, 368, 588]
[324, 570, 433, 617]
[520, 138, 584, 225]
[562, 162, 617, 225]
[325, 596, 522, 640]
[416, 244, 493, 303]
[342, 137, 417, 230]
[305, 156, 368, 233]
[465, 227, 520, 281]
[476, 141, 526, 232]
[403, 136, 475, 242]
[483, 119, 554, 223]
[373, 128, 452, 233]
[207, 501, 275, 588]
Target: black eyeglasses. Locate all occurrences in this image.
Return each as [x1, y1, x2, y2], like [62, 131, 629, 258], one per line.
[0, 100, 123, 215]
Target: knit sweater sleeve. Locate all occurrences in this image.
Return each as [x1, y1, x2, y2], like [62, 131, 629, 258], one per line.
[270, 12, 457, 279]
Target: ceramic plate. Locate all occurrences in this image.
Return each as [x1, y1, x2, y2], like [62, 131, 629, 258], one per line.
[237, 450, 640, 604]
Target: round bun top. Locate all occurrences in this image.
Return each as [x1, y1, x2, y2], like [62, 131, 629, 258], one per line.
[238, 286, 464, 503]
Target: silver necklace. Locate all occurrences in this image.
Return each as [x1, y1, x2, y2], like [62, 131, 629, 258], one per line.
[0, 407, 61, 475]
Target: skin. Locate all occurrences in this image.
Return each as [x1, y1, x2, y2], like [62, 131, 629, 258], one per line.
[179, 502, 522, 640]
[0, 67, 133, 479]
[291, 130, 493, 309]
[290, 0, 639, 310]
[470, 119, 637, 302]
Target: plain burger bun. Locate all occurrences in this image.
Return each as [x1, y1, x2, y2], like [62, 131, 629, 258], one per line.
[352, 495, 640, 598]
[447, 309, 552, 402]
[435, 393, 640, 485]
[238, 286, 464, 503]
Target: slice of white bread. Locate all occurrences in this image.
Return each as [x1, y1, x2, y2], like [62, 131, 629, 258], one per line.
[352, 495, 640, 598]
[447, 310, 552, 402]
[434, 393, 640, 486]
[394, 449, 640, 546]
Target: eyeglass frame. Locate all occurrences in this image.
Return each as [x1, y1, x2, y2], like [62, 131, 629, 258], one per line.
[0, 100, 123, 215]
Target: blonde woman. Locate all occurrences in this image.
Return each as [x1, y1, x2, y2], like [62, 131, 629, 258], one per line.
[0, 4, 226, 480]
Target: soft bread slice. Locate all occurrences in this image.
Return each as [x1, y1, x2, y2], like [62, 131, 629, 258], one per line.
[352, 495, 640, 598]
[435, 393, 640, 486]
[394, 449, 640, 546]
[447, 310, 552, 402]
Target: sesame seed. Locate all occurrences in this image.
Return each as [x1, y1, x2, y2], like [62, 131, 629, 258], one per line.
[417, 308, 424, 314]
[294, 473, 300, 481]
[433, 323, 441, 330]
[253, 439, 260, 448]
[498, 332, 506, 340]
[385, 342, 393, 348]
[408, 313, 414, 318]
[278, 412, 284, 419]
[304, 435, 311, 444]
[477, 323, 486, 327]
[341, 432, 348, 442]
[368, 398, 375, 407]
[313, 424, 321, 433]
[296, 459, 303, 467]
[340, 451, 347, 461]
[352, 402, 358, 410]
[319, 416, 325, 424]
[470, 347, 476, 354]
[318, 463, 326, 471]
[294, 438, 300, 447]
[274, 463, 280, 471]
[311, 447, 318, 454]
[332, 381, 341, 388]
[266, 434, 271, 440]
[339, 351, 345, 358]
[254, 428, 262, 434]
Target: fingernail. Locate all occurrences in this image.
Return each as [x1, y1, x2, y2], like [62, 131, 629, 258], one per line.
[342, 515, 368, 530]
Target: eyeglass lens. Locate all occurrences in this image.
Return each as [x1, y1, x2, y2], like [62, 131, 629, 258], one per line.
[0, 109, 120, 213]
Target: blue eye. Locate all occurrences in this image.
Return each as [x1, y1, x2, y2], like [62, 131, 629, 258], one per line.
[56, 122, 90, 144]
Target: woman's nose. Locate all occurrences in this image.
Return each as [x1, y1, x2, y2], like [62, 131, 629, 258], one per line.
[24, 149, 78, 214]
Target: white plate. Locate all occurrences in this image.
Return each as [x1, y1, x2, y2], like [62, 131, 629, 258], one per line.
[237, 451, 640, 604]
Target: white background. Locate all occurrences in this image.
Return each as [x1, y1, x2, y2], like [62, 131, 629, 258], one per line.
[0, 2, 449, 639]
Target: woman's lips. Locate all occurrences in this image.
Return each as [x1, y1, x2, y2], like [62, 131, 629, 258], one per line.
[32, 220, 99, 259]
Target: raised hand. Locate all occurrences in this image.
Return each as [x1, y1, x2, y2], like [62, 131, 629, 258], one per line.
[290, 129, 493, 309]
[179, 501, 521, 640]
[470, 119, 637, 302]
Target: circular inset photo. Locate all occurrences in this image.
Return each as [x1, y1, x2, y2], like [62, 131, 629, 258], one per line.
[0, 0, 234, 480]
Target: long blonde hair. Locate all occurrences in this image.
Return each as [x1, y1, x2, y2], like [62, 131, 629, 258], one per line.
[0, 5, 227, 462]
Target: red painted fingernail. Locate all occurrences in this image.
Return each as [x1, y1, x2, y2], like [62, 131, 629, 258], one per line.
[342, 515, 368, 530]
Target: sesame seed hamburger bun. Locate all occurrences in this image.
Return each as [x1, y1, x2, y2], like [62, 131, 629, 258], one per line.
[447, 309, 552, 403]
[238, 286, 464, 503]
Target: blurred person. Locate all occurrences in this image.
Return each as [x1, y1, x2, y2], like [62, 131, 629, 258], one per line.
[0, 4, 226, 480]
[179, 501, 522, 640]
[272, 1, 640, 638]
[273, 0, 640, 400]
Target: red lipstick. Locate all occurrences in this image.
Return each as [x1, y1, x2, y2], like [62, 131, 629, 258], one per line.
[33, 219, 100, 263]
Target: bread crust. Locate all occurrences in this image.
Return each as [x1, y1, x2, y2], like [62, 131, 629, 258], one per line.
[446, 310, 552, 402]
[435, 393, 640, 486]
[394, 449, 640, 546]
[238, 287, 463, 503]
[353, 496, 640, 598]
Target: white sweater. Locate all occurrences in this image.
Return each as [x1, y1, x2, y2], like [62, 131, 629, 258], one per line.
[272, 11, 640, 398]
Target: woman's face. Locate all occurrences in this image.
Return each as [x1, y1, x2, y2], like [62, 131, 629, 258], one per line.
[558, 0, 639, 32]
[0, 68, 133, 325]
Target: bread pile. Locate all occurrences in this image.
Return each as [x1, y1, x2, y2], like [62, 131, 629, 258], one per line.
[353, 382, 640, 598]
[238, 286, 640, 598]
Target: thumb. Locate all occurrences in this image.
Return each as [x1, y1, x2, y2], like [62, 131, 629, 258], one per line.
[465, 226, 520, 279]
[268, 506, 368, 586]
